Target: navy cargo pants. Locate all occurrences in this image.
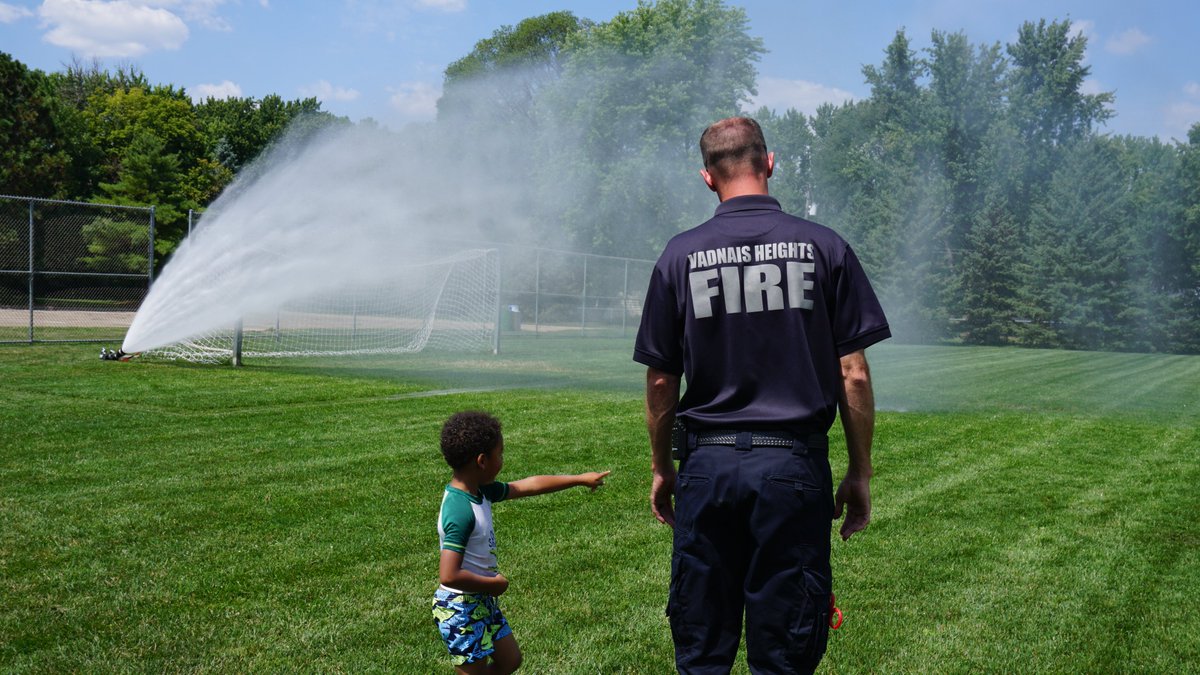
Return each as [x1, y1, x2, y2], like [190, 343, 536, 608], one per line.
[669, 433, 834, 674]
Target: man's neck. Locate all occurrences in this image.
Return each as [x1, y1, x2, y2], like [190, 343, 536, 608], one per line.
[716, 178, 769, 202]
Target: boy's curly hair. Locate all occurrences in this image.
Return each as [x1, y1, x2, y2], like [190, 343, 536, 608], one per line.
[440, 411, 502, 469]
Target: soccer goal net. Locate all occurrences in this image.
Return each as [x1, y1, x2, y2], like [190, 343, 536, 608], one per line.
[147, 248, 499, 363]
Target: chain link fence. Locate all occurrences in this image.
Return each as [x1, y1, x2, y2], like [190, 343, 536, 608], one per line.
[493, 242, 654, 339]
[1, 198, 654, 347]
[0, 195, 155, 343]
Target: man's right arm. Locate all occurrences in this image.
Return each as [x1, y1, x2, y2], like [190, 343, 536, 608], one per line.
[834, 349, 875, 540]
[646, 367, 681, 527]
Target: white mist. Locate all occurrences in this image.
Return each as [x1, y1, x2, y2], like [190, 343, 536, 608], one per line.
[122, 121, 526, 354]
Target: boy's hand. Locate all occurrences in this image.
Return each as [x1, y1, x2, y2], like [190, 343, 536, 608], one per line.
[493, 573, 510, 596]
[579, 470, 611, 491]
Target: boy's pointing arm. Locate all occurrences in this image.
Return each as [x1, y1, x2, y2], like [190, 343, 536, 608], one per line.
[507, 471, 611, 499]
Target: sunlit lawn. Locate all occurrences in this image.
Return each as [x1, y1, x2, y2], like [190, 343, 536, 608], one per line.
[1, 338, 1197, 672]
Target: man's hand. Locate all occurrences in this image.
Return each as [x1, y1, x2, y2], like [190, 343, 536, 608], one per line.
[651, 466, 676, 527]
[833, 473, 871, 540]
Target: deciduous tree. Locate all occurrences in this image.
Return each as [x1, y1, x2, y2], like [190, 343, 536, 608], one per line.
[0, 52, 69, 197]
[544, 0, 764, 256]
[439, 11, 587, 125]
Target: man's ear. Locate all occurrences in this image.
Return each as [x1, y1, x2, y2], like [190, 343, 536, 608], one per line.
[700, 168, 717, 192]
[766, 151, 775, 179]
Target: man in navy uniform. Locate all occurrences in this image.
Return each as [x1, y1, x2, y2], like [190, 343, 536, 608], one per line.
[634, 117, 890, 674]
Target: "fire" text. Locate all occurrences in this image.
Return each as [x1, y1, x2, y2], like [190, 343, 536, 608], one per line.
[689, 261, 816, 318]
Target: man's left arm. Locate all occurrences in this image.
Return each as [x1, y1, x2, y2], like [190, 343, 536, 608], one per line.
[646, 367, 681, 527]
[834, 349, 875, 541]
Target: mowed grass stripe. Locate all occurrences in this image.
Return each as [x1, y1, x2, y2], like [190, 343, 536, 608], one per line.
[862, 412, 1074, 520]
[871, 344, 1200, 422]
[2, 375, 663, 672]
[5, 401, 442, 669]
[960, 420, 1200, 671]
[920, 419, 1133, 668]
[828, 413, 1090, 670]
[1103, 353, 1200, 415]
[826, 416, 1200, 674]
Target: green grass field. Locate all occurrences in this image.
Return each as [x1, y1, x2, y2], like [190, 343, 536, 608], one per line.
[2, 338, 1198, 673]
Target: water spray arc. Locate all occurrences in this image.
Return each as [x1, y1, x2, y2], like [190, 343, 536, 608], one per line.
[121, 123, 507, 363]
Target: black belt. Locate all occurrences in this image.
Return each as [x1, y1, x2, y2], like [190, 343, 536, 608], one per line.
[693, 430, 827, 452]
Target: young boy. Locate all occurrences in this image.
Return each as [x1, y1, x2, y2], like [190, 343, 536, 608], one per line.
[432, 411, 610, 674]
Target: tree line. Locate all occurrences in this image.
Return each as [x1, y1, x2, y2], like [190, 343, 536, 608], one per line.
[763, 24, 1200, 353]
[1, 54, 349, 260]
[436, 3, 1200, 353]
[2, 0, 1198, 353]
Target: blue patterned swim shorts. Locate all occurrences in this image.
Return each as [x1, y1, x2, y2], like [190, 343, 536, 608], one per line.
[432, 587, 512, 666]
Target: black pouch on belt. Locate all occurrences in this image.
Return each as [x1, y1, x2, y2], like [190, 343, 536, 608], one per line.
[670, 419, 687, 460]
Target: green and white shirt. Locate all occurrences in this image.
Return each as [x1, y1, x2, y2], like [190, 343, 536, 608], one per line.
[438, 482, 510, 591]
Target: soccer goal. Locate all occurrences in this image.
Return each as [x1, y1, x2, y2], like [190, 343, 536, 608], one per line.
[147, 248, 499, 363]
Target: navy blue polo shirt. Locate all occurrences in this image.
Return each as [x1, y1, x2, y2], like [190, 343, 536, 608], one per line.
[633, 195, 890, 434]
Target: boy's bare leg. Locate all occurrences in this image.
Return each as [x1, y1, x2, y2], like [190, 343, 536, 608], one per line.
[454, 660, 488, 675]
[454, 635, 521, 675]
[486, 634, 522, 674]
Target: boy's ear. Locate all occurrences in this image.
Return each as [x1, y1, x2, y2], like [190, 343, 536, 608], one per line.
[474, 452, 488, 470]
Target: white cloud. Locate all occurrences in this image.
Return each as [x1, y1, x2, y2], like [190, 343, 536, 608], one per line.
[1080, 78, 1108, 96]
[1165, 101, 1200, 140]
[413, 0, 465, 11]
[300, 79, 361, 102]
[746, 76, 856, 116]
[1069, 19, 1096, 41]
[0, 2, 34, 22]
[173, 0, 234, 31]
[191, 79, 241, 102]
[1164, 83, 1200, 140]
[388, 81, 440, 122]
[1106, 28, 1151, 55]
[128, 1, 235, 29]
[38, 0, 189, 58]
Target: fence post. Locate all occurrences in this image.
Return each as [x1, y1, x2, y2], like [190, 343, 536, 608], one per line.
[622, 259, 629, 338]
[352, 296, 358, 348]
[581, 255, 588, 332]
[534, 248, 541, 337]
[27, 199, 34, 343]
[493, 249, 502, 355]
[232, 318, 243, 367]
[148, 206, 156, 283]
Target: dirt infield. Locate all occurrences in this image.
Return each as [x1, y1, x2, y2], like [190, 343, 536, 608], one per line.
[0, 306, 607, 344]
[0, 307, 136, 329]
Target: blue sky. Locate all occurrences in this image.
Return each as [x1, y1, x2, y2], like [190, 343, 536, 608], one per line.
[2, 0, 1197, 140]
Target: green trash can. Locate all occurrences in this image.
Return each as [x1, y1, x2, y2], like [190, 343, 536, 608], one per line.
[502, 305, 521, 331]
